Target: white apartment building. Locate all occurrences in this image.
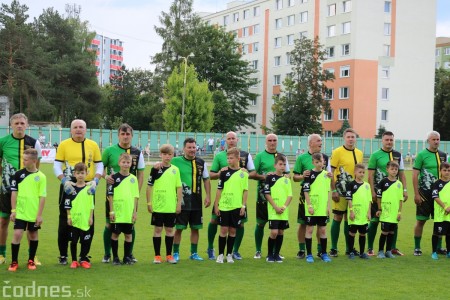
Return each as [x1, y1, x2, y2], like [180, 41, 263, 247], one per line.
[201, 0, 436, 139]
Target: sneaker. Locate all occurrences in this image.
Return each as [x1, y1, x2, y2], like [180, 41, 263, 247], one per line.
[207, 248, 216, 260]
[189, 253, 204, 261]
[414, 248, 422, 256]
[385, 251, 395, 258]
[346, 249, 360, 256]
[316, 252, 322, 258]
[377, 251, 386, 259]
[102, 255, 111, 263]
[59, 256, 68, 265]
[130, 254, 138, 262]
[432, 252, 439, 260]
[321, 253, 332, 263]
[266, 255, 275, 263]
[0, 255, 5, 264]
[329, 249, 338, 257]
[306, 254, 314, 263]
[153, 256, 162, 264]
[437, 248, 447, 255]
[278, 253, 285, 260]
[123, 256, 134, 265]
[34, 256, 42, 266]
[80, 260, 91, 269]
[296, 250, 305, 259]
[360, 253, 370, 259]
[232, 252, 242, 260]
[27, 260, 36, 270]
[8, 261, 18, 272]
[226, 254, 234, 263]
[70, 261, 80, 269]
[274, 254, 283, 263]
[367, 249, 375, 256]
[216, 254, 224, 263]
[112, 257, 121, 265]
[391, 248, 405, 256]
[348, 252, 355, 259]
[173, 252, 180, 262]
[166, 255, 177, 264]
[254, 251, 262, 259]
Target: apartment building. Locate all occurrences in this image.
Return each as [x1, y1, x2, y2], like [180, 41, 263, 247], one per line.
[91, 34, 124, 86]
[436, 37, 450, 70]
[202, 0, 436, 139]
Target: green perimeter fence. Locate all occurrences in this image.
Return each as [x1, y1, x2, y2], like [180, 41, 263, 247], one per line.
[1, 126, 449, 158]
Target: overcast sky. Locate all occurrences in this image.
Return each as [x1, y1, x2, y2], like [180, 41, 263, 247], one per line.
[16, 0, 450, 70]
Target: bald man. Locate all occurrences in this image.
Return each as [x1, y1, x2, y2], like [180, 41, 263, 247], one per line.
[252, 134, 290, 259]
[54, 119, 103, 265]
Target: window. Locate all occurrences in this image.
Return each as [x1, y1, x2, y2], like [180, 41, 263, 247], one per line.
[288, 0, 295, 7]
[381, 110, 388, 121]
[342, 44, 350, 56]
[275, 37, 282, 48]
[248, 114, 257, 123]
[384, 23, 391, 35]
[274, 56, 281, 66]
[383, 44, 391, 56]
[326, 68, 335, 76]
[243, 27, 249, 37]
[252, 60, 258, 70]
[253, 42, 259, 52]
[339, 109, 349, 120]
[223, 15, 229, 25]
[251, 98, 257, 106]
[384, 1, 391, 13]
[287, 34, 295, 45]
[233, 12, 239, 22]
[300, 0, 308, 3]
[325, 131, 333, 138]
[253, 24, 260, 34]
[342, 0, 352, 12]
[286, 52, 292, 64]
[445, 48, 450, 55]
[340, 65, 350, 77]
[288, 15, 295, 26]
[324, 109, 333, 121]
[276, 0, 283, 10]
[243, 9, 250, 19]
[328, 4, 336, 16]
[342, 22, 351, 34]
[274, 75, 281, 85]
[381, 66, 390, 78]
[339, 87, 349, 99]
[436, 49, 441, 56]
[327, 47, 335, 58]
[254, 6, 260, 16]
[300, 11, 308, 23]
[435, 62, 440, 69]
[324, 88, 334, 100]
[299, 31, 308, 38]
[327, 25, 336, 37]
[242, 44, 249, 55]
[275, 18, 283, 29]
[381, 88, 389, 100]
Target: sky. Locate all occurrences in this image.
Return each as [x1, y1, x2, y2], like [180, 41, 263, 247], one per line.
[16, 0, 450, 70]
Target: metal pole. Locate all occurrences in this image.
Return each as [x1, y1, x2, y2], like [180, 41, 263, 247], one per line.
[181, 57, 188, 133]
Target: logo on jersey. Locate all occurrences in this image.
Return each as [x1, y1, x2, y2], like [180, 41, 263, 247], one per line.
[172, 169, 177, 174]
[396, 182, 401, 189]
[346, 191, 351, 197]
[432, 190, 438, 195]
[158, 169, 163, 174]
[20, 174, 25, 179]
[365, 184, 369, 190]
[130, 178, 135, 183]
[385, 183, 389, 187]
[264, 184, 269, 190]
[34, 176, 40, 182]
[116, 178, 121, 183]
[240, 172, 244, 178]
[311, 174, 316, 179]
[226, 172, 230, 177]
[303, 183, 310, 189]
[272, 177, 276, 182]
[284, 178, 288, 184]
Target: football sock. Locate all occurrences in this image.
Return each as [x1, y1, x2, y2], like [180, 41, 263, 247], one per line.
[218, 236, 226, 255]
[305, 238, 312, 255]
[359, 235, 366, 254]
[348, 235, 355, 254]
[233, 227, 244, 252]
[207, 223, 218, 249]
[111, 239, 119, 258]
[165, 236, 174, 256]
[267, 237, 276, 257]
[254, 225, 264, 252]
[190, 243, 198, 254]
[330, 219, 341, 250]
[344, 221, 349, 252]
[275, 235, 283, 255]
[153, 237, 161, 256]
[226, 236, 235, 255]
[317, 243, 322, 253]
[320, 238, 327, 255]
[386, 233, 394, 251]
[0, 245, 6, 256]
[392, 226, 398, 249]
[437, 237, 443, 249]
[299, 243, 306, 251]
[414, 236, 421, 249]
[173, 243, 180, 253]
[379, 234, 387, 252]
[29, 240, 38, 262]
[130, 227, 136, 254]
[367, 221, 378, 249]
[124, 241, 132, 258]
[432, 235, 439, 253]
[70, 240, 77, 261]
[11, 243, 19, 263]
[103, 226, 112, 256]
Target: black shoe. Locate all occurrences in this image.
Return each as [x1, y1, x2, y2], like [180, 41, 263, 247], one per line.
[112, 257, 121, 265]
[296, 250, 305, 259]
[316, 252, 322, 258]
[123, 256, 134, 265]
[58, 256, 68, 265]
[437, 248, 448, 255]
[129, 254, 138, 262]
[329, 249, 338, 257]
[345, 249, 360, 256]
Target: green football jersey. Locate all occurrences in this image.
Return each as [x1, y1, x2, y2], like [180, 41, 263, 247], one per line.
[108, 173, 139, 223]
[263, 174, 292, 221]
[210, 150, 255, 173]
[368, 148, 404, 185]
[64, 186, 94, 231]
[376, 178, 403, 223]
[303, 170, 330, 217]
[413, 149, 447, 193]
[432, 179, 450, 222]
[10, 169, 46, 222]
[217, 168, 248, 211]
[255, 150, 290, 201]
[345, 181, 371, 225]
[147, 165, 182, 213]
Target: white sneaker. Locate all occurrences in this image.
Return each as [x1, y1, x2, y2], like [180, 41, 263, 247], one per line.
[226, 254, 234, 263]
[216, 254, 224, 264]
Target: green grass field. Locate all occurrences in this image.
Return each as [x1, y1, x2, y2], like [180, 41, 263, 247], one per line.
[1, 165, 445, 299]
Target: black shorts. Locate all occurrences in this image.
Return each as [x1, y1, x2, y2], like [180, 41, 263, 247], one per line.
[305, 216, 327, 227]
[70, 226, 92, 244]
[13, 219, 40, 231]
[297, 198, 306, 224]
[380, 222, 397, 233]
[176, 210, 203, 230]
[151, 212, 176, 228]
[349, 224, 368, 234]
[332, 209, 346, 215]
[433, 222, 450, 236]
[0, 192, 12, 214]
[111, 223, 134, 235]
[256, 201, 268, 224]
[268, 220, 289, 230]
[416, 189, 434, 220]
[219, 208, 243, 228]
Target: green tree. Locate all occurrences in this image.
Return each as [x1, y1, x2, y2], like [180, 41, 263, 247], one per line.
[434, 68, 450, 140]
[334, 119, 352, 137]
[272, 37, 334, 135]
[163, 63, 214, 132]
[375, 125, 386, 138]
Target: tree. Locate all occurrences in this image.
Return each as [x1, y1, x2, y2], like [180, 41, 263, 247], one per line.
[163, 63, 213, 132]
[334, 119, 351, 137]
[434, 68, 450, 140]
[375, 125, 386, 138]
[271, 37, 334, 135]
